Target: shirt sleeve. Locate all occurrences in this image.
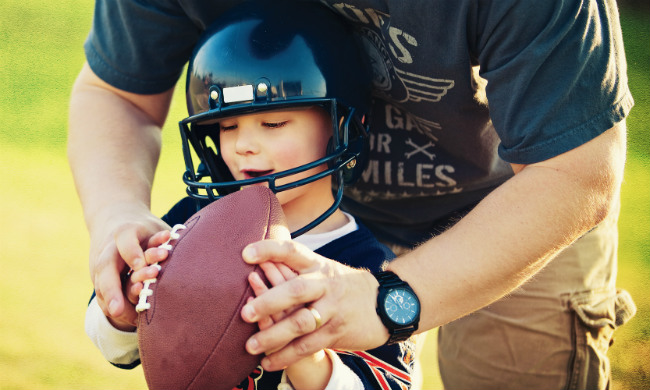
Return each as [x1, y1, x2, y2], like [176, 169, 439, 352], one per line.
[323, 349, 364, 390]
[85, 296, 141, 367]
[84, 0, 201, 94]
[472, 0, 633, 164]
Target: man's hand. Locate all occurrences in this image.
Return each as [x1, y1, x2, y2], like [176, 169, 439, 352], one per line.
[124, 230, 172, 306]
[240, 240, 389, 371]
[89, 204, 170, 328]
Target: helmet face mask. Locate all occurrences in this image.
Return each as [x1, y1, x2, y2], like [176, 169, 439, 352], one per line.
[179, 0, 372, 236]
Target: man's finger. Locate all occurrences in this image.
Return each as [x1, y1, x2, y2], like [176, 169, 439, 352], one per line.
[260, 327, 334, 371]
[127, 282, 144, 305]
[96, 270, 138, 326]
[144, 247, 169, 266]
[242, 240, 322, 273]
[241, 274, 326, 323]
[94, 243, 128, 317]
[245, 306, 325, 357]
[114, 226, 147, 270]
[146, 229, 171, 249]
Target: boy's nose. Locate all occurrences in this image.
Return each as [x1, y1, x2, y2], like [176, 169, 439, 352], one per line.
[234, 126, 260, 155]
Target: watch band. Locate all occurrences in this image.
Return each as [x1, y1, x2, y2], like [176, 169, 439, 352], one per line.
[374, 270, 407, 289]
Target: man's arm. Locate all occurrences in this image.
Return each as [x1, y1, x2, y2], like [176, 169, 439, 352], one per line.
[389, 121, 626, 330]
[239, 122, 627, 371]
[68, 63, 175, 325]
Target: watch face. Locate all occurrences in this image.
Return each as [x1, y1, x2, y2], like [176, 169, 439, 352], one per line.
[384, 287, 420, 325]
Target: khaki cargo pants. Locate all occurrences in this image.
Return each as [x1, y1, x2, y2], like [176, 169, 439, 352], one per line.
[393, 203, 636, 390]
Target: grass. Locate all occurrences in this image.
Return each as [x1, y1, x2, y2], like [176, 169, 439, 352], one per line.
[0, 1, 647, 388]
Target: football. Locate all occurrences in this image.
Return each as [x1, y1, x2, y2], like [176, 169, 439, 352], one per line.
[137, 186, 290, 390]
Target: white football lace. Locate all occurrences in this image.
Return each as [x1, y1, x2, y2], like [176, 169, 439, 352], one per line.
[277, 371, 294, 390]
[135, 224, 187, 312]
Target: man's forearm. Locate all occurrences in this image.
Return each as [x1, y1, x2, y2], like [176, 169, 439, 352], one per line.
[67, 64, 172, 231]
[388, 123, 626, 331]
[68, 89, 161, 230]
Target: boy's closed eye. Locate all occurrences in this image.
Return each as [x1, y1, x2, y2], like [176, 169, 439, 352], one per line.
[219, 118, 290, 132]
[220, 123, 238, 131]
[262, 120, 288, 128]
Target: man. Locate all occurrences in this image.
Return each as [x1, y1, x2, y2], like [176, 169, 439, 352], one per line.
[69, 1, 635, 388]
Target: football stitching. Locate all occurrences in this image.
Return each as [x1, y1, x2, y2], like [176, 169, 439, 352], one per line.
[135, 223, 188, 313]
[141, 215, 201, 326]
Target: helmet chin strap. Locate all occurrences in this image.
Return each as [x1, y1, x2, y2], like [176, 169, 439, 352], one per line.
[290, 170, 344, 238]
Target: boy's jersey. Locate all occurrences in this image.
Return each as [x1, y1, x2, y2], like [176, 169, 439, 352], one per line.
[85, 0, 633, 246]
[87, 197, 412, 389]
[235, 221, 412, 390]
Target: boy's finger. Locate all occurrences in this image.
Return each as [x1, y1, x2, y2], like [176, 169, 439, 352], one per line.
[259, 262, 289, 287]
[248, 271, 270, 297]
[276, 263, 298, 281]
[258, 316, 275, 331]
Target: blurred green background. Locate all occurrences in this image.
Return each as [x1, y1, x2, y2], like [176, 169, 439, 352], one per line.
[0, 1, 647, 388]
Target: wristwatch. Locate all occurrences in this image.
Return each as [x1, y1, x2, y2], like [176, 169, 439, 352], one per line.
[373, 270, 421, 344]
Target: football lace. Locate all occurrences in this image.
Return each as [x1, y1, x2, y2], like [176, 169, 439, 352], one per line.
[135, 224, 187, 312]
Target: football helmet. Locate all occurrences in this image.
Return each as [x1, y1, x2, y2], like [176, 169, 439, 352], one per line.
[179, 0, 372, 236]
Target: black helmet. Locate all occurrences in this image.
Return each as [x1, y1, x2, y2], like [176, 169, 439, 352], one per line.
[179, 0, 372, 236]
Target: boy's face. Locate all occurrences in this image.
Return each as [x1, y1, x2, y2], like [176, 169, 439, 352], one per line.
[218, 106, 333, 213]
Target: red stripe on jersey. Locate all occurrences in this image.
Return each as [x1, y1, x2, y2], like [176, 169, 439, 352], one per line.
[369, 365, 391, 390]
[333, 350, 410, 383]
[353, 350, 410, 382]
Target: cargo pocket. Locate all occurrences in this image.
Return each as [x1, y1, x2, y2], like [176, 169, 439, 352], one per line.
[565, 289, 636, 390]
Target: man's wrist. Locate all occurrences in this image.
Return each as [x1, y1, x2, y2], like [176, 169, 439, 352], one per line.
[363, 270, 391, 345]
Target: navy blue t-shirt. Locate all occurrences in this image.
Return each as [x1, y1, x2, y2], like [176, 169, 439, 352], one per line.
[85, 0, 633, 246]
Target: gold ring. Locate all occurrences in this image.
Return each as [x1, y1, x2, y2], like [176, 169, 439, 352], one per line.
[308, 306, 323, 330]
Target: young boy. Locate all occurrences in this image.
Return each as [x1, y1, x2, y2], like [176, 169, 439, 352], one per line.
[85, 1, 414, 389]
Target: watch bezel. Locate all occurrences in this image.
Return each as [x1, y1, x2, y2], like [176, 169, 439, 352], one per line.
[382, 286, 420, 324]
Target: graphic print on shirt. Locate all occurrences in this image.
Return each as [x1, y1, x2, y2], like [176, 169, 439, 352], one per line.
[328, 2, 463, 200]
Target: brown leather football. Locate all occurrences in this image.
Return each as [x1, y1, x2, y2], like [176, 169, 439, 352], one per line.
[137, 186, 289, 390]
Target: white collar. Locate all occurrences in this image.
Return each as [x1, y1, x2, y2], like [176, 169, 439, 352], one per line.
[293, 212, 358, 251]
